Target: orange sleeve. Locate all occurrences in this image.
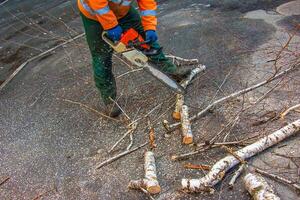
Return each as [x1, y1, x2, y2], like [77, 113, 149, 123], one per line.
[137, 0, 157, 30]
[87, 0, 118, 30]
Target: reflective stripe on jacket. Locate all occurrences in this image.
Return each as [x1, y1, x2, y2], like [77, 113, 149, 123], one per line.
[78, 0, 157, 31]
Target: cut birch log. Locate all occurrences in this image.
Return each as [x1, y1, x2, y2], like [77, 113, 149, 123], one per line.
[167, 64, 299, 131]
[180, 65, 206, 88]
[181, 105, 193, 144]
[128, 151, 161, 194]
[244, 173, 280, 200]
[173, 66, 206, 120]
[181, 119, 300, 192]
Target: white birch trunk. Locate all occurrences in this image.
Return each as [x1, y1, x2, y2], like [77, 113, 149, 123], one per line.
[244, 173, 280, 200]
[128, 151, 161, 194]
[173, 94, 184, 120]
[173, 66, 206, 120]
[181, 119, 300, 192]
[181, 105, 193, 144]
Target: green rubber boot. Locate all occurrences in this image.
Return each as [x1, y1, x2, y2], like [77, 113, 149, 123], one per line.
[148, 50, 192, 82]
[104, 98, 122, 118]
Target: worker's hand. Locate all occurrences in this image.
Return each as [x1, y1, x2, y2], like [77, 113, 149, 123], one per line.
[107, 25, 122, 42]
[145, 30, 158, 43]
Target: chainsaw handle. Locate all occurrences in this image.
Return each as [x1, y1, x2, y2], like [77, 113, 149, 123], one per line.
[102, 31, 127, 53]
[102, 31, 115, 46]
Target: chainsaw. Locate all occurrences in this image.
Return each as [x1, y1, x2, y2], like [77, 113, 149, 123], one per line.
[102, 28, 185, 94]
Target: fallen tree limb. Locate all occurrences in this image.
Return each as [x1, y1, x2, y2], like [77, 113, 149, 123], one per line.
[0, 33, 85, 92]
[167, 64, 299, 131]
[128, 151, 161, 194]
[255, 168, 300, 192]
[95, 142, 148, 169]
[280, 104, 300, 119]
[244, 173, 280, 200]
[228, 164, 245, 189]
[181, 105, 193, 144]
[173, 66, 206, 120]
[181, 119, 300, 192]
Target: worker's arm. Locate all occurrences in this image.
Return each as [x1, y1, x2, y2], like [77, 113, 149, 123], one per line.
[137, 0, 157, 31]
[88, 0, 123, 41]
[88, 0, 119, 30]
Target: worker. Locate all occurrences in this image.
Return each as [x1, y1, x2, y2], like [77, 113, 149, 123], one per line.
[78, 0, 191, 117]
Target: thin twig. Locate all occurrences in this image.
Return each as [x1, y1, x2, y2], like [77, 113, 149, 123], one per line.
[109, 122, 137, 153]
[172, 137, 257, 161]
[228, 164, 246, 189]
[95, 142, 148, 169]
[126, 131, 134, 151]
[61, 99, 119, 122]
[222, 116, 240, 142]
[117, 68, 144, 79]
[168, 63, 299, 130]
[184, 163, 211, 170]
[255, 168, 300, 192]
[109, 97, 131, 121]
[0, 177, 10, 186]
[165, 54, 199, 66]
[280, 104, 300, 119]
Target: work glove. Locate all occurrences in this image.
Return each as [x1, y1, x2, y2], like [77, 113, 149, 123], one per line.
[145, 30, 158, 43]
[107, 25, 122, 42]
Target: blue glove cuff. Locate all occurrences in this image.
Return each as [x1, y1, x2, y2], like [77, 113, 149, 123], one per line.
[145, 30, 158, 43]
[107, 25, 122, 42]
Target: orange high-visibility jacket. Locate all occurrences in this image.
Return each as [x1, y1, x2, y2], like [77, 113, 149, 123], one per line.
[78, 0, 157, 31]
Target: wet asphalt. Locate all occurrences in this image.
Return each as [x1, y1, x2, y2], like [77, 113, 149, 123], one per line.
[1, 0, 300, 199]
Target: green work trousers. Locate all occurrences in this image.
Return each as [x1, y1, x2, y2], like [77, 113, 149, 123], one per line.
[80, 7, 175, 104]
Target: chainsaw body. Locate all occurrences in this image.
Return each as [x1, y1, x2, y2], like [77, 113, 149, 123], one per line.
[102, 28, 185, 94]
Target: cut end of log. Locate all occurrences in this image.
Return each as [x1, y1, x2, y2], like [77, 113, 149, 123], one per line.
[183, 135, 193, 144]
[147, 185, 161, 194]
[171, 155, 178, 161]
[172, 112, 181, 121]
